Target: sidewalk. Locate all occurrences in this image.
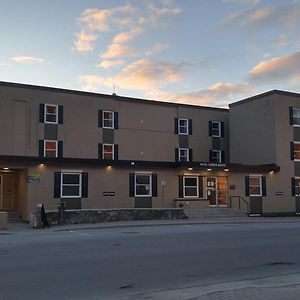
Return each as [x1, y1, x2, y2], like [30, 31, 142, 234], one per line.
[2, 216, 300, 234]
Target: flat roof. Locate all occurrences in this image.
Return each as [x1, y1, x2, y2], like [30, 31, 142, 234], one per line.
[0, 81, 228, 112]
[229, 89, 300, 107]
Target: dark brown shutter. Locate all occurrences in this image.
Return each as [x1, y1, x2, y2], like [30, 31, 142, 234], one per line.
[58, 141, 63, 158]
[39, 104, 45, 123]
[221, 122, 225, 137]
[198, 176, 203, 198]
[114, 144, 118, 160]
[129, 173, 135, 197]
[188, 119, 192, 135]
[262, 176, 266, 196]
[98, 110, 103, 128]
[114, 112, 118, 129]
[209, 150, 213, 163]
[291, 142, 295, 160]
[189, 149, 193, 162]
[292, 177, 296, 196]
[221, 151, 225, 163]
[82, 173, 88, 198]
[98, 143, 103, 159]
[152, 174, 157, 197]
[175, 148, 179, 162]
[178, 176, 183, 198]
[39, 140, 44, 157]
[54, 172, 61, 198]
[245, 176, 250, 196]
[58, 105, 63, 124]
[175, 118, 178, 134]
[209, 121, 212, 136]
[289, 107, 294, 125]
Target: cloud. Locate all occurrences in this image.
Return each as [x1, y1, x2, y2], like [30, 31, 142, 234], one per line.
[274, 35, 288, 48]
[81, 58, 183, 92]
[74, 30, 97, 52]
[100, 28, 143, 59]
[223, 0, 261, 4]
[145, 43, 169, 56]
[11, 56, 44, 63]
[97, 59, 125, 69]
[248, 51, 300, 84]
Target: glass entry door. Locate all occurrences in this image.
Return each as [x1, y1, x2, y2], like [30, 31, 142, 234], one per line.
[207, 177, 228, 206]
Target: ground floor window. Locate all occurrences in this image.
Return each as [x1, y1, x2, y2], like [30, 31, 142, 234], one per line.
[249, 175, 262, 196]
[183, 176, 199, 197]
[135, 173, 152, 197]
[61, 172, 82, 198]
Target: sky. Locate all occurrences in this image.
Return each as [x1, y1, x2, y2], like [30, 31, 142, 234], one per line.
[1, 0, 300, 107]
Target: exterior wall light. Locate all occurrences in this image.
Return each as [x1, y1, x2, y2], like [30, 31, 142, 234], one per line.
[188, 168, 193, 171]
[3, 167, 9, 170]
[207, 168, 212, 171]
[224, 169, 229, 172]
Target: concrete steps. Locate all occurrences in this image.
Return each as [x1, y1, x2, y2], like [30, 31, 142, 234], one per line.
[184, 207, 248, 219]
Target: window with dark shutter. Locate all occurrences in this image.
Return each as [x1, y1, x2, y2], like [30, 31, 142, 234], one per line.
[245, 176, 250, 196]
[208, 121, 213, 136]
[291, 142, 295, 160]
[178, 176, 183, 198]
[54, 172, 61, 198]
[114, 144, 119, 160]
[152, 174, 157, 197]
[114, 112, 119, 129]
[58, 141, 63, 158]
[292, 177, 296, 196]
[262, 176, 267, 196]
[82, 173, 88, 198]
[39, 104, 45, 123]
[98, 110, 103, 128]
[175, 148, 179, 162]
[189, 149, 193, 162]
[221, 151, 225, 163]
[129, 173, 135, 197]
[175, 118, 178, 134]
[39, 140, 44, 157]
[221, 122, 224, 137]
[198, 176, 203, 198]
[98, 143, 103, 159]
[188, 119, 192, 135]
[58, 105, 64, 124]
[209, 150, 213, 163]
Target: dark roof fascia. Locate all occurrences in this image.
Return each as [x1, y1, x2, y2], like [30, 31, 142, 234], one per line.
[0, 155, 279, 172]
[229, 90, 300, 108]
[0, 81, 228, 112]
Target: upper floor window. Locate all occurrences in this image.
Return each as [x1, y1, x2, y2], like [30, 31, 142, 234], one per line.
[249, 175, 262, 197]
[135, 173, 152, 197]
[211, 121, 221, 137]
[103, 144, 114, 160]
[178, 118, 188, 135]
[44, 140, 57, 157]
[183, 176, 199, 198]
[179, 148, 189, 162]
[103, 111, 114, 129]
[45, 104, 58, 124]
[61, 172, 82, 198]
[292, 108, 300, 126]
[295, 143, 300, 160]
[211, 150, 221, 163]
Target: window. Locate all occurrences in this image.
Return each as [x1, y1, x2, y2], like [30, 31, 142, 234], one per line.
[45, 104, 58, 124]
[212, 150, 221, 163]
[179, 148, 189, 162]
[61, 172, 82, 198]
[294, 143, 300, 160]
[178, 118, 188, 135]
[103, 111, 114, 129]
[293, 108, 300, 126]
[103, 144, 114, 160]
[44, 140, 57, 157]
[211, 121, 221, 137]
[183, 176, 199, 198]
[294, 178, 300, 196]
[249, 175, 262, 196]
[135, 173, 152, 197]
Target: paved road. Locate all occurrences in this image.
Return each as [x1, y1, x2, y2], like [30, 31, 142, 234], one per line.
[1, 222, 300, 299]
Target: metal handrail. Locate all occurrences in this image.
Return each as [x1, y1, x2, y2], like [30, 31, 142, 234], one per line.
[229, 196, 250, 215]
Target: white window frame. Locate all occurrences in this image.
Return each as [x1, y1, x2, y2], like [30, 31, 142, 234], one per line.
[211, 121, 221, 137]
[178, 118, 188, 135]
[295, 177, 300, 196]
[135, 173, 152, 197]
[293, 108, 300, 127]
[44, 104, 58, 124]
[60, 172, 82, 199]
[102, 144, 114, 160]
[249, 174, 262, 197]
[44, 140, 58, 158]
[212, 150, 221, 163]
[294, 142, 300, 161]
[183, 176, 199, 198]
[103, 110, 114, 129]
[179, 148, 189, 162]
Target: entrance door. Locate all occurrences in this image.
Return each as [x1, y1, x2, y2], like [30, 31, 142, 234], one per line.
[207, 177, 217, 205]
[0, 173, 15, 210]
[207, 177, 228, 206]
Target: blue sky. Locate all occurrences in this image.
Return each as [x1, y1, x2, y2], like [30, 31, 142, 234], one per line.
[1, 0, 300, 107]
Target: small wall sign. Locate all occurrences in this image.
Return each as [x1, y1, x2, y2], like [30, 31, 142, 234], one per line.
[103, 192, 115, 197]
[275, 192, 283, 196]
[28, 171, 40, 183]
[230, 185, 236, 190]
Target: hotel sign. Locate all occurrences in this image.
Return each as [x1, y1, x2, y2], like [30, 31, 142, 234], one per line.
[199, 163, 226, 167]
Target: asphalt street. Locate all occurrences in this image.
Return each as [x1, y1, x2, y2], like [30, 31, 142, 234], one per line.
[1, 222, 300, 299]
